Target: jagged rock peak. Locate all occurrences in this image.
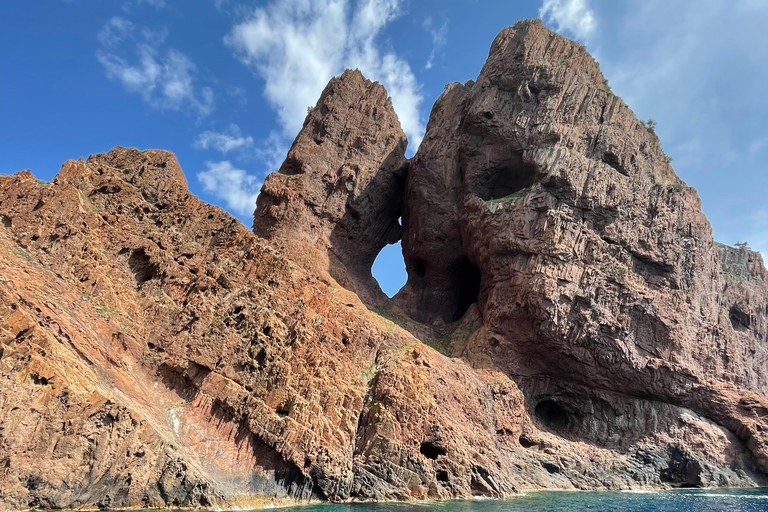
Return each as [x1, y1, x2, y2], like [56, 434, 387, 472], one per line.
[254, 68, 408, 306]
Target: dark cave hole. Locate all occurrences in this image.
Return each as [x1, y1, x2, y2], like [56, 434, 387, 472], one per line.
[519, 436, 537, 448]
[30, 373, 49, 386]
[254, 347, 267, 367]
[541, 461, 561, 474]
[471, 152, 536, 201]
[128, 248, 158, 286]
[413, 258, 426, 278]
[420, 441, 447, 460]
[534, 399, 569, 431]
[602, 152, 629, 176]
[449, 257, 482, 322]
[435, 470, 449, 482]
[729, 305, 750, 331]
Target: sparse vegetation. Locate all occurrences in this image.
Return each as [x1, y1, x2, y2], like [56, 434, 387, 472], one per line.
[95, 305, 117, 317]
[668, 182, 684, 193]
[78, 190, 99, 214]
[642, 118, 657, 135]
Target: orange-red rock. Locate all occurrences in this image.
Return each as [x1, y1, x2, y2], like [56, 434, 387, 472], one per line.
[1, 19, 768, 511]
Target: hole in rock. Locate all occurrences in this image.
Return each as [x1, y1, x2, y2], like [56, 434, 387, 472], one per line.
[602, 152, 629, 176]
[254, 347, 267, 367]
[449, 257, 482, 322]
[435, 470, 449, 482]
[729, 305, 750, 331]
[128, 248, 158, 286]
[472, 152, 536, 201]
[372, 240, 407, 298]
[30, 373, 49, 386]
[541, 461, 560, 474]
[534, 399, 569, 431]
[519, 436, 537, 448]
[420, 441, 447, 460]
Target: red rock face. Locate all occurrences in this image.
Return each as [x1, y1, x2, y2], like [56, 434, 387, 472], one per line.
[1, 19, 768, 511]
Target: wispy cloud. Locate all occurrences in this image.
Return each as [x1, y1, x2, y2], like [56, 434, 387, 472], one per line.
[137, 0, 165, 8]
[422, 16, 448, 70]
[96, 18, 213, 116]
[197, 161, 261, 216]
[539, 0, 596, 42]
[123, 0, 165, 11]
[194, 124, 254, 154]
[97, 17, 134, 47]
[225, 0, 425, 151]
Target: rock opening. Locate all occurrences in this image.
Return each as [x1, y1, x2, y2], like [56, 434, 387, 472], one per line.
[450, 257, 482, 322]
[472, 152, 536, 201]
[730, 305, 750, 331]
[371, 240, 407, 298]
[534, 399, 569, 431]
[128, 248, 158, 286]
[420, 441, 447, 460]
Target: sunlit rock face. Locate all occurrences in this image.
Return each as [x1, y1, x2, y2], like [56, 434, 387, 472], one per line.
[2, 20, 768, 511]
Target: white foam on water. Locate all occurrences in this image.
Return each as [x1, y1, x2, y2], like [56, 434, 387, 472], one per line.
[698, 493, 768, 499]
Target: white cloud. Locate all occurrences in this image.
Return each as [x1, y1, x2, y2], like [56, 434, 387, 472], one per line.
[197, 161, 261, 216]
[539, 0, 596, 42]
[97, 20, 213, 116]
[138, 0, 165, 7]
[423, 16, 448, 70]
[195, 124, 254, 154]
[225, 0, 425, 151]
[98, 17, 134, 47]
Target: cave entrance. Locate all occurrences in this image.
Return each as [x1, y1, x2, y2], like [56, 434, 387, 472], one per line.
[472, 151, 536, 201]
[534, 399, 569, 431]
[448, 256, 482, 322]
[372, 240, 407, 298]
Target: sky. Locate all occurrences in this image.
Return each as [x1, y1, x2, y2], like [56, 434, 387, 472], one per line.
[1, 0, 767, 297]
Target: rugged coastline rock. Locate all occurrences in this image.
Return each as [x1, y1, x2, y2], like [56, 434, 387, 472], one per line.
[1, 19, 768, 510]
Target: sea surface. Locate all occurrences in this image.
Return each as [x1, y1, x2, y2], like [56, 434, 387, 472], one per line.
[277, 489, 768, 512]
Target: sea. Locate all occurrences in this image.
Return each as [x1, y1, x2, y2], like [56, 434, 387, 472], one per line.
[275, 489, 768, 512]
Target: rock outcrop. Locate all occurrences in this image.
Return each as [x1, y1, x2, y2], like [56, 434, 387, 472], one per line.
[2, 19, 768, 511]
[253, 69, 408, 307]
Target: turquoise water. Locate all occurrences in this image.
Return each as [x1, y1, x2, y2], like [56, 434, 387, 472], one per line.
[282, 489, 768, 512]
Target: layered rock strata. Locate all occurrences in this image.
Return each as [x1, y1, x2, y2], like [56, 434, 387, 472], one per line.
[1, 19, 767, 511]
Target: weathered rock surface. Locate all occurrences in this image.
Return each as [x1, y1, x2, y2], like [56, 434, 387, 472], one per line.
[1, 19, 768, 511]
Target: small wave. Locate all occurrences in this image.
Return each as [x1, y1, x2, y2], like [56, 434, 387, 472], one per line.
[620, 490, 658, 494]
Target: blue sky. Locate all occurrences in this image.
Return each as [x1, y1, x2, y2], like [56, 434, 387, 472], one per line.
[1, 0, 767, 297]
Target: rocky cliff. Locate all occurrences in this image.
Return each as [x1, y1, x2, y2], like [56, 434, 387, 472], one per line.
[2, 19, 768, 510]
